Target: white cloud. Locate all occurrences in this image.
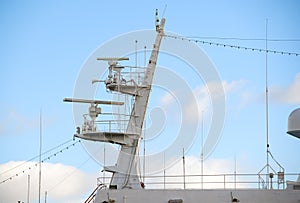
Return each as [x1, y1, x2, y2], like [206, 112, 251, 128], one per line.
[176, 79, 247, 124]
[0, 161, 98, 203]
[238, 91, 257, 109]
[205, 80, 243, 97]
[270, 73, 300, 104]
[161, 92, 175, 106]
[158, 79, 246, 107]
[221, 80, 247, 94]
[152, 80, 248, 160]
[0, 157, 255, 202]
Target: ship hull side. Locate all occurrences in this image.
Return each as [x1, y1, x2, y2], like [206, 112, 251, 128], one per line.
[95, 189, 300, 203]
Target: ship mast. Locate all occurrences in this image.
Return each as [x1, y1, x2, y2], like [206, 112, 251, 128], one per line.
[64, 12, 165, 190]
[107, 14, 166, 189]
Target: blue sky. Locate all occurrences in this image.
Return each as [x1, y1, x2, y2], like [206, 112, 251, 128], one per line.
[1, 1, 300, 202]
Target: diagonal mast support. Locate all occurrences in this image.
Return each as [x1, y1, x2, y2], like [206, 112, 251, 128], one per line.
[68, 14, 166, 190]
[107, 18, 166, 189]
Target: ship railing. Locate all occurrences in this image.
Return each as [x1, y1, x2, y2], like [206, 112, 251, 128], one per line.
[81, 112, 131, 134]
[108, 65, 147, 87]
[94, 119, 130, 133]
[121, 70, 146, 86]
[97, 173, 299, 190]
[83, 183, 106, 203]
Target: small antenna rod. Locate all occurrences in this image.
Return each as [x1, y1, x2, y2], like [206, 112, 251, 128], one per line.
[144, 46, 147, 67]
[234, 154, 237, 189]
[162, 5, 167, 18]
[143, 119, 146, 183]
[183, 148, 186, 189]
[163, 152, 166, 189]
[27, 175, 30, 203]
[135, 40, 138, 80]
[103, 143, 106, 184]
[265, 18, 270, 188]
[44, 191, 47, 203]
[201, 110, 204, 190]
[38, 109, 42, 203]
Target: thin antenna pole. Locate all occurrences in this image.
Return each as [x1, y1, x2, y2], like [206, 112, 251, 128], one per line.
[265, 18, 270, 188]
[44, 191, 47, 203]
[143, 46, 147, 83]
[135, 40, 138, 77]
[162, 5, 167, 18]
[103, 143, 106, 184]
[201, 110, 204, 190]
[234, 154, 237, 190]
[38, 109, 42, 203]
[143, 119, 146, 183]
[183, 148, 186, 189]
[27, 175, 30, 203]
[163, 152, 166, 189]
[135, 40, 138, 69]
[144, 46, 147, 68]
[143, 46, 147, 183]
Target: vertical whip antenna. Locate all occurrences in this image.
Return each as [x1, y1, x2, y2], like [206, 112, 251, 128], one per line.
[38, 109, 42, 203]
[183, 148, 186, 189]
[27, 175, 30, 203]
[162, 5, 167, 18]
[265, 18, 270, 188]
[201, 110, 204, 190]
[135, 40, 138, 69]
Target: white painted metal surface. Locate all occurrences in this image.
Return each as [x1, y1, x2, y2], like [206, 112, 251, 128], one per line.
[287, 108, 300, 139]
[94, 189, 300, 203]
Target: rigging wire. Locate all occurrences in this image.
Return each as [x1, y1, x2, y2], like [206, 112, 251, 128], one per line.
[164, 34, 300, 56]
[0, 140, 81, 184]
[268, 150, 284, 171]
[47, 144, 93, 193]
[0, 138, 74, 176]
[162, 5, 167, 19]
[186, 36, 300, 42]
